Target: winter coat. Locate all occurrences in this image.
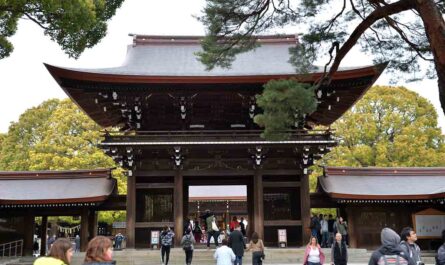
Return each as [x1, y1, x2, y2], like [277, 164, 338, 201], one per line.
[368, 228, 414, 265]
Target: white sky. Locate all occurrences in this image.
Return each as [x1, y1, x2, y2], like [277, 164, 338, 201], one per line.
[0, 0, 442, 134]
[189, 185, 247, 197]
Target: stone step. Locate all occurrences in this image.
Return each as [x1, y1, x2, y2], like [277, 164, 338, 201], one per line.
[10, 249, 437, 265]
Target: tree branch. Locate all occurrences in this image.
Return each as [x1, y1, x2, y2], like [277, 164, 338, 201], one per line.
[23, 13, 49, 30]
[323, 0, 417, 84]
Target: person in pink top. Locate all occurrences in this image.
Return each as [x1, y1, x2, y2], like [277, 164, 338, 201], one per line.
[303, 236, 325, 265]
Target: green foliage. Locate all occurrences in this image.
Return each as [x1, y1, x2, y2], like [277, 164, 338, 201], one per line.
[98, 211, 126, 224]
[198, 0, 439, 81]
[0, 98, 127, 223]
[254, 79, 318, 140]
[0, 0, 124, 59]
[322, 85, 445, 167]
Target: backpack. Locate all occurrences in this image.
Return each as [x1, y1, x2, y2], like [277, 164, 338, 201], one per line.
[377, 254, 409, 265]
[182, 235, 192, 251]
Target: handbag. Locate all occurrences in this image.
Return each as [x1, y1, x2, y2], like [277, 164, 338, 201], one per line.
[261, 251, 265, 260]
[211, 220, 219, 231]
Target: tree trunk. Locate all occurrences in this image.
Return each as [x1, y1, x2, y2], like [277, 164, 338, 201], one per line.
[415, 0, 445, 115]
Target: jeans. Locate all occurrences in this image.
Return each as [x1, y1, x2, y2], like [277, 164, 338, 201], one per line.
[234, 255, 243, 265]
[308, 262, 321, 265]
[252, 251, 263, 265]
[321, 231, 329, 247]
[161, 245, 171, 265]
[184, 249, 193, 265]
[206, 231, 219, 247]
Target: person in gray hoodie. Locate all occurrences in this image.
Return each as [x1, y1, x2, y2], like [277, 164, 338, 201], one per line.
[436, 230, 445, 265]
[368, 228, 415, 265]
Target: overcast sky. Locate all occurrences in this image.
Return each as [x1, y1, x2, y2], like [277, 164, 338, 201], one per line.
[0, 0, 442, 134]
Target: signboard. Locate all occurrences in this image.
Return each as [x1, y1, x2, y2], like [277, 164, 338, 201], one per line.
[278, 229, 287, 248]
[413, 208, 445, 238]
[151, 230, 160, 249]
[112, 222, 126, 229]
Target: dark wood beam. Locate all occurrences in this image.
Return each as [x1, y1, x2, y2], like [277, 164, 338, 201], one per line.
[126, 175, 136, 248]
[174, 170, 184, 246]
[80, 208, 89, 252]
[300, 174, 311, 245]
[253, 169, 264, 240]
[263, 181, 301, 188]
[40, 216, 48, 256]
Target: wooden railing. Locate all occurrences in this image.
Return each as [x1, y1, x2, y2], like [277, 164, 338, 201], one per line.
[0, 240, 23, 258]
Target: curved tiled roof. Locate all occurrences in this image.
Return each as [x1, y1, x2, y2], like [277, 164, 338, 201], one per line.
[319, 167, 445, 200]
[0, 169, 115, 205]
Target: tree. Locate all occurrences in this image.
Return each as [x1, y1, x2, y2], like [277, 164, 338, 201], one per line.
[327, 85, 445, 167]
[0, 0, 124, 59]
[0, 99, 126, 223]
[309, 85, 445, 189]
[254, 79, 318, 140]
[198, 0, 445, 115]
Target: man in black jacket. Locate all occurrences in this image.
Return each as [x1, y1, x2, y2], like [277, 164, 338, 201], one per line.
[369, 228, 415, 265]
[229, 224, 246, 265]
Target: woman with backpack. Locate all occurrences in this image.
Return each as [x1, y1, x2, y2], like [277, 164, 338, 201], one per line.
[181, 228, 196, 265]
[160, 226, 175, 265]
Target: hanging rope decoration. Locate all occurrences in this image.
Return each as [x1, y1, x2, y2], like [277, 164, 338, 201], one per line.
[57, 225, 81, 234]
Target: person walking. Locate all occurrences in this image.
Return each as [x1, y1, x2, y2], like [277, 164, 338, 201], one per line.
[368, 228, 414, 265]
[214, 239, 236, 265]
[400, 227, 422, 265]
[331, 233, 348, 265]
[336, 217, 348, 246]
[193, 219, 203, 244]
[34, 238, 74, 265]
[303, 236, 325, 265]
[160, 226, 175, 265]
[181, 228, 196, 265]
[320, 215, 329, 248]
[229, 225, 245, 265]
[247, 232, 265, 265]
[436, 230, 445, 265]
[83, 236, 115, 265]
[206, 212, 219, 248]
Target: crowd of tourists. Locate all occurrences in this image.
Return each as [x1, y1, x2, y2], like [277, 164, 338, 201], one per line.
[33, 219, 445, 265]
[310, 214, 349, 248]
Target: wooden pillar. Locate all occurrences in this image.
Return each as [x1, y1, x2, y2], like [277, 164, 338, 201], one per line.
[24, 213, 35, 256]
[300, 174, 311, 245]
[253, 170, 264, 240]
[345, 207, 357, 248]
[247, 180, 254, 237]
[80, 208, 89, 252]
[40, 216, 48, 256]
[173, 170, 184, 246]
[88, 211, 98, 240]
[174, 170, 184, 246]
[126, 174, 136, 248]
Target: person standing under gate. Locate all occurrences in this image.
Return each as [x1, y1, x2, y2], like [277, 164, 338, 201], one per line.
[160, 226, 175, 265]
[320, 215, 329, 248]
[229, 225, 245, 265]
